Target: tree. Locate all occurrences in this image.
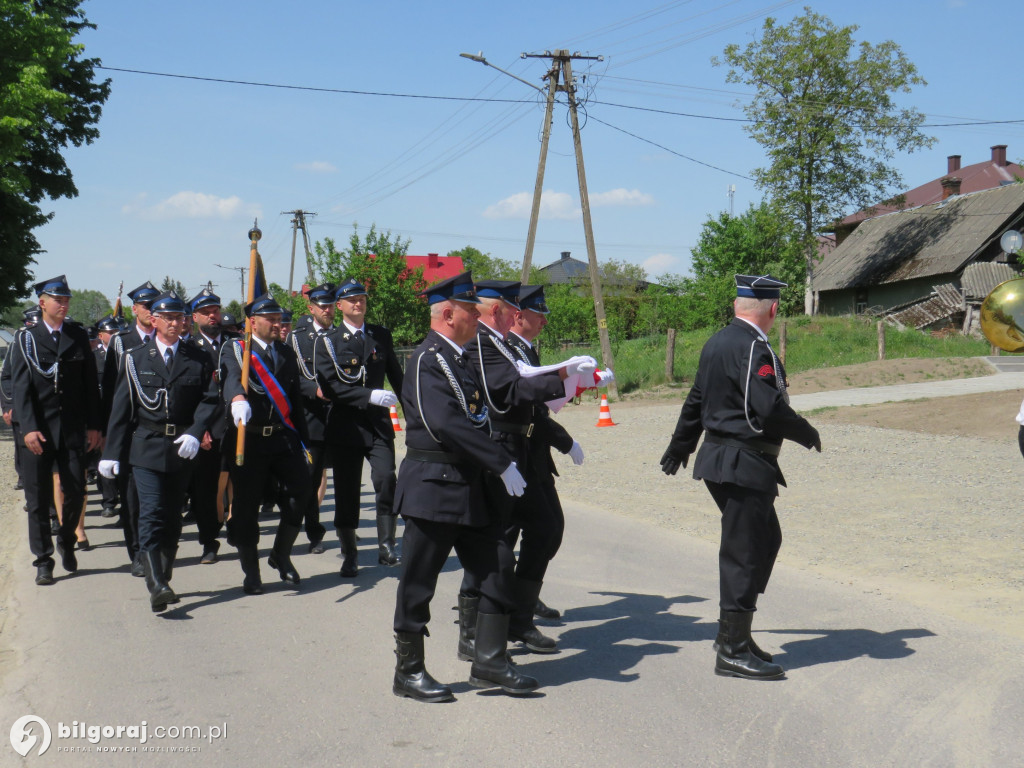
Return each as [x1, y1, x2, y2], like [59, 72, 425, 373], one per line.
[0, 0, 111, 311]
[310, 225, 429, 345]
[446, 245, 520, 281]
[68, 287, 109, 324]
[160, 276, 187, 298]
[714, 8, 934, 313]
[689, 201, 806, 318]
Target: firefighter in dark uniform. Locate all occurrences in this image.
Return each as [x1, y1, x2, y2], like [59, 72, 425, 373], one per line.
[458, 280, 583, 658]
[392, 271, 539, 703]
[314, 278, 404, 577]
[100, 291, 220, 612]
[503, 285, 592, 624]
[661, 274, 821, 680]
[222, 293, 312, 595]
[186, 288, 237, 564]
[11, 276, 102, 586]
[1, 308, 42, 493]
[285, 282, 336, 553]
[103, 281, 159, 577]
[93, 315, 122, 517]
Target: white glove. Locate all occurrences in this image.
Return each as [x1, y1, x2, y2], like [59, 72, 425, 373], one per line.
[568, 440, 585, 466]
[99, 459, 120, 479]
[500, 462, 527, 497]
[231, 400, 251, 426]
[369, 389, 398, 408]
[595, 369, 615, 387]
[566, 355, 597, 377]
[174, 433, 200, 460]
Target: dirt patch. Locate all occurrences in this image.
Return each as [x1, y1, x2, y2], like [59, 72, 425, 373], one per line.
[787, 356, 996, 395]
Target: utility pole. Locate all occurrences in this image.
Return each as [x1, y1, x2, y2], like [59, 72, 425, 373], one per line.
[214, 264, 247, 305]
[728, 184, 736, 216]
[463, 49, 615, 389]
[282, 210, 317, 294]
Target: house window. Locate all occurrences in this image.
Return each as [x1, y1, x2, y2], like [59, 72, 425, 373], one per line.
[855, 289, 868, 314]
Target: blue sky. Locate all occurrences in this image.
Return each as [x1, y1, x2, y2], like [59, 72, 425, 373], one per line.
[31, 0, 1023, 306]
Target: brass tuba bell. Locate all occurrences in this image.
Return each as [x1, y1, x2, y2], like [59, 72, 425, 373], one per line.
[980, 276, 1024, 352]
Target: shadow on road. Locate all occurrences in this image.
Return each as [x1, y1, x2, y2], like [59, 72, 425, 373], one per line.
[517, 590, 710, 687]
[770, 626, 936, 670]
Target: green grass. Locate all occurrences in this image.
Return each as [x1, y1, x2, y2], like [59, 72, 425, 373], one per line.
[553, 316, 994, 395]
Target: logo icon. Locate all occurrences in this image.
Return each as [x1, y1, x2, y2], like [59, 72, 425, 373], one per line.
[10, 716, 52, 757]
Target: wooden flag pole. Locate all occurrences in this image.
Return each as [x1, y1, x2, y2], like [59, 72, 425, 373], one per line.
[235, 219, 262, 466]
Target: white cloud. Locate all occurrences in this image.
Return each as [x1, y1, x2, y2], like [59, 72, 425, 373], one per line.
[295, 161, 338, 173]
[590, 188, 654, 207]
[642, 252, 683, 276]
[126, 191, 259, 221]
[483, 190, 578, 220]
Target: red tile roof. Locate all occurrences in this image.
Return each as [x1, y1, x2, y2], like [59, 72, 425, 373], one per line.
[404, 253, 464, 285]
[835, 145, 1023, 230]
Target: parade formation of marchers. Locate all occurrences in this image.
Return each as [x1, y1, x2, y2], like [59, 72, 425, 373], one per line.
[2, 240, 823, 699]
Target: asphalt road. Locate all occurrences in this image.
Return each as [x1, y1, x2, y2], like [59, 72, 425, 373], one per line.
[2, 463, 1023, 768]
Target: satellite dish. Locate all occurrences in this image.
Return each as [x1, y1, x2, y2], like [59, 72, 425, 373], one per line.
[1000, 229, 1023, 254]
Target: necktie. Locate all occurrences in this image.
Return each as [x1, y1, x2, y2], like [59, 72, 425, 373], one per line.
[51, 329, 61, 347]
[354, 329, 364, 340]
[164, 348, 173, 370]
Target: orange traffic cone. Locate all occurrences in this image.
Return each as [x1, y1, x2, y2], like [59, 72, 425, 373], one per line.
[595, 394, 616, 427]
[390, 405, 402, 432]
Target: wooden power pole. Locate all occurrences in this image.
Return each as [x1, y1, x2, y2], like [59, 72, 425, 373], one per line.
[283, 210, 317, 293]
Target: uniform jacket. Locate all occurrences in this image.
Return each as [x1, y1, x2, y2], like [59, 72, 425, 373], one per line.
[0, 348, 14, 419]
[666, 318, 819, 496]
[102, 326, 151, 430]
[465, 324, 565, 468]
[102, 341, 220, 473]
[287, 315, 332, 443]
[394, 330, 510, 527]
[313, 322, 404, 447]
[188, 330, 238, 440]
[221, 337, 311, 450]
[504, 332, 574, 484]
[11, 321, 101, 450]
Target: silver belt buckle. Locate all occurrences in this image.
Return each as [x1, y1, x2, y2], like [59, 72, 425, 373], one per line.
[525, 423, 534, 438]
[262, 426, 274, 437]
[164, 424, 178, 436]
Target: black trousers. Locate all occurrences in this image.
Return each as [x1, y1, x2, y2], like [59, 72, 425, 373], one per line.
[188, 438, 224, 551]
[228, 432, 310, 547]
[299, 440, 328, 543]
[328, 437, 396, 530]
[705, 480, 781, 613]
[22, 441, 86, 567]
[394, 516, 516, 635]
[115, 465, 140, 562]
[506, 476, 565, 583]
[134, 465, 190, 552]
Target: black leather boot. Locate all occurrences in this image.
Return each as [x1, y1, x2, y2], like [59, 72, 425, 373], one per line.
[160, 547, 180, 604]
[713, 612, 772, 661]
[237, 545, 263, 595]
[393, 632, 454, 703]
[131, 551, 145, 578]
[142, 550, 176, 612]
[267, 523, 302, 585]
[508, 578, 558, 653]
[469, 613, 539, 695]
[377, 515, 400, 566]
[534, 598, 561, 620]
[714, 610, 784, 680]
[457, 593, 479, 661]
[338, 528, 358, 577]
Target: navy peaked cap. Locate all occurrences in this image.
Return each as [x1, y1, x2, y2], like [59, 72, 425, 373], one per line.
[245, 293, 283, 317]
[150, 290, 187, 314]
[735, 274, 787, 300]
[335, 279, 367, 300]
[518, 285, 549, 315]
[128, 281, 160, 304]
[307, 283, 337, 305]
[34, 275, 72, 298]
[475, 280, 521, 309]
[419, 271, 479, 305]
[189, 288, 221, 311]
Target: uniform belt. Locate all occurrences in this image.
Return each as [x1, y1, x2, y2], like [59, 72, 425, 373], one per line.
[405, 447, 461, 463]
[138, 420, 190, 437]
[489, 420, 534, 437]
[245, 423, 284, 437]
[703, 434, 781, 457]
